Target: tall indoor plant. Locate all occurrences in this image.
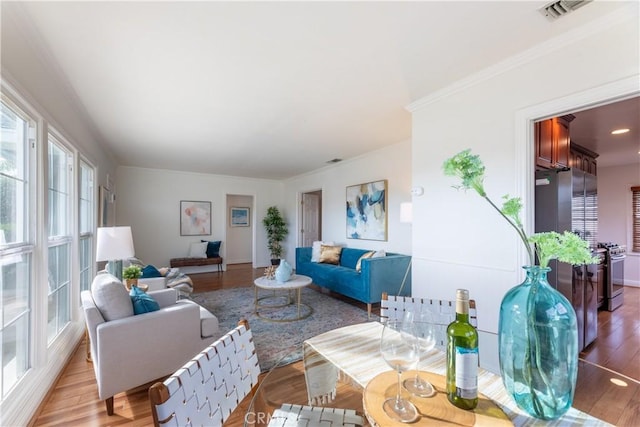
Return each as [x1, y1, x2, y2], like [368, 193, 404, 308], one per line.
[262, 206, 289, 265]
[443, 149, 596, 420]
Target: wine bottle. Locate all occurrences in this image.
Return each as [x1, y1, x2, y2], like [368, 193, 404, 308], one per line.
[446, 289, 479, 410]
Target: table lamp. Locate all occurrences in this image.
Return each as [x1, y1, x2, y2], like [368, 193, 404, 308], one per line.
[96, 226, 135, 281]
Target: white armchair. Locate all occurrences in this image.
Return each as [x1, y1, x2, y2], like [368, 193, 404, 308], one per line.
[81, 273, 218, 415]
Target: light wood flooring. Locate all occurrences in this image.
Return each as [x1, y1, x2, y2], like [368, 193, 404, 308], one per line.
[29, 264, 640, 426]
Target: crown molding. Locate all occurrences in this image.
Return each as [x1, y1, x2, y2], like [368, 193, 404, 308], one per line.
[406, 4, 638, 113]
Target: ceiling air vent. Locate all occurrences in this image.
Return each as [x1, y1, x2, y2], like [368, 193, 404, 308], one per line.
[539, 0, 592, 21]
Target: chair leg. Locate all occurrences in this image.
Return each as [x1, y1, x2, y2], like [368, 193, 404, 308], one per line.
[367, 303, 372, 319]
[106, 397, 114, 415]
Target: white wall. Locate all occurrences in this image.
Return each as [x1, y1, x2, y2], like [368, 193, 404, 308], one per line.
[598, 163, 640, 287]
[283, 139, 413, 260]
[116, 167, 283, 268]
[226, 194, 254, 264]
[409, 10, 639, 372]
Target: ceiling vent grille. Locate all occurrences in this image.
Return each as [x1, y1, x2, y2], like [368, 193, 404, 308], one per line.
[540, 0, 592, 21]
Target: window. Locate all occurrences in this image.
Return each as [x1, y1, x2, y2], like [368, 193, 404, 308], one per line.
[47, 134, 72, 344]
[78, 161, 94, 295]
[0, 100, 33, 399]
[1, 81, 100, 423]
[633, 186, 640, 253]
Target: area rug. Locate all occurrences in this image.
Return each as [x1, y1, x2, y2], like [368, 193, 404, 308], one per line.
[189, 286, 379, 372]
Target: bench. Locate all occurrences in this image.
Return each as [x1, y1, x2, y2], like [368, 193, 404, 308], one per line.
[170, 257, 223, 274]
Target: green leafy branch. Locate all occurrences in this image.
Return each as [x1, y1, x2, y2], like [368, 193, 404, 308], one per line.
[529, 231, 598, 268]
[443, 149, 535, 265]
[443, 149, 595, 267]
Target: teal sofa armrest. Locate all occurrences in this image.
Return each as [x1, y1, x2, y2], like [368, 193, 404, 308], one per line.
[361, 254, 411, 303]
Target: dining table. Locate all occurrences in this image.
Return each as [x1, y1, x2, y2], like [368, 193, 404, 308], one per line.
[245, 321, 612, 427]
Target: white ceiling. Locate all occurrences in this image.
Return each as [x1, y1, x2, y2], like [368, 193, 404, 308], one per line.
[2, 1, 637, 179]
[569, 96, 640, 168]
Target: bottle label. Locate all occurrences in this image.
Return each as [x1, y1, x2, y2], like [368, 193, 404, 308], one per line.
[455, 346, 478, 399]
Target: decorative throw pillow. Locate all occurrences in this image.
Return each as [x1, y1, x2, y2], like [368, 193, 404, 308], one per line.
[311, 241, 334, 262]
[201, 240, 222, 258]
[319, 245, 342, 265]
[188, 241, 208, 258]
[130, 285, 160, 315]
[141, 264, 163, 278]
[91, 273, 134, 321]
[372, 249, 386, 258]
[355, 251, 376, 272]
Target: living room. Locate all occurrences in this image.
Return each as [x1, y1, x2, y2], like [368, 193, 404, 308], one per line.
[1, 1, 639, 426]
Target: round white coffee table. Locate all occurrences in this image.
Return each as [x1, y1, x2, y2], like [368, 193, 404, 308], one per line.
[253, 274, 313, 322]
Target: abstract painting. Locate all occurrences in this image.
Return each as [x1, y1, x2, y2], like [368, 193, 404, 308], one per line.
[180, 200, 211, 236]
[230, 207, 250, 227]
[346, 179, 387, 241]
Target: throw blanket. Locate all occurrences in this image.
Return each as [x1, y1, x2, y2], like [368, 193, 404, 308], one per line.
[162, 267, 194, 297]
[126, 258, 193, 297]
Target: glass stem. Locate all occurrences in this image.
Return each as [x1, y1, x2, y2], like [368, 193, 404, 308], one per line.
[396, 369, 403, 407]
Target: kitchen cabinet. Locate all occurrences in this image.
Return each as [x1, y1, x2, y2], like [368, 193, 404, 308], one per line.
[570, 141, 599, 176]
[535, 115, 574, 170]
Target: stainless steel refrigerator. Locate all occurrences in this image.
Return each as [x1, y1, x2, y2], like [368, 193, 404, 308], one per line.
[535, 168, 599, 351]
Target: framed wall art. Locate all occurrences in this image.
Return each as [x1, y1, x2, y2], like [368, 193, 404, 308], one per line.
[230, 207, 250, 227]
[346, 179, 387, 241]
[180, 200, 211, 236]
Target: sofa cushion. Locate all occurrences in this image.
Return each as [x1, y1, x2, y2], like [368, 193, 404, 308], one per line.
[319, 245, 342, 265]
[141, 264, 163, 278]
[91, 273, 134, 321]
[311, 241, 334, 262]
[340, 248, 373, 269]
[130, 285, 160, 315]
[201, 240, 222, 258]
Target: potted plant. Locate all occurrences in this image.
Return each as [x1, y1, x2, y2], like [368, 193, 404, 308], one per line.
[262, 206, 288, 265]
[122, 265, 142, 290]
[443, 149, 597, 420]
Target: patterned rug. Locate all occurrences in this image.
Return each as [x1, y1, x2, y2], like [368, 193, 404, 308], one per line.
[190, 286, 379, 372]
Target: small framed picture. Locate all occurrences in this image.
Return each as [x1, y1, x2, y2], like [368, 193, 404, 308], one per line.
[180, 200, 212, 236]
[230, 207, 250, 227]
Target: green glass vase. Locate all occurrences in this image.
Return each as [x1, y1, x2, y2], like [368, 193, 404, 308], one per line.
[498, 266, 578, 420]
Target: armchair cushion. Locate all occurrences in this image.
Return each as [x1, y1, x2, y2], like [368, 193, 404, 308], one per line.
[178, 299, 219, 338]
[130, 286, 160, 315]
[91, 273, 133, 321]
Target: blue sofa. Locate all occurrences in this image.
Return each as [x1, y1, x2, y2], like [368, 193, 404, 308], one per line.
[295, 247, 411, 317]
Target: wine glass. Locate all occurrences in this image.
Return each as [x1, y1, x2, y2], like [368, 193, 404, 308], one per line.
[402, 307, 437, 397]
[380, 319, 419, 422]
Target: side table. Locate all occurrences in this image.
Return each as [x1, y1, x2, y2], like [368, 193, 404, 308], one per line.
[253, 274, 312, 322]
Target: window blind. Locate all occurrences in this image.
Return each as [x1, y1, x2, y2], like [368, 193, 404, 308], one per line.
[633, 186, 640, 252]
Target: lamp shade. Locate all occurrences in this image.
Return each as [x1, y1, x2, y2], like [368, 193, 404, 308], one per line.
[400, 202, 413, 224]
[96, 226, 135, 261]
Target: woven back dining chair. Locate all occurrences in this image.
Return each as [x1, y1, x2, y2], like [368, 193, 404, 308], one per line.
[380, 292, 478, 350]
[148, 319, 260, 427]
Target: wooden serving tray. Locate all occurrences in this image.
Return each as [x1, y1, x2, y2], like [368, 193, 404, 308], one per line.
[363, 370, 513, 426]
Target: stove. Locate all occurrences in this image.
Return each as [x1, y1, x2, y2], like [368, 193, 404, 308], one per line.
[597, 242, 626, 311]
[598, 242, 627, 256]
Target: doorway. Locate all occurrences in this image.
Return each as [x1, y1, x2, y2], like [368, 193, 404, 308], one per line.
[521, 76, 639, 383]
[226, 194, 254, 265]
[300, 190, 322, 247]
